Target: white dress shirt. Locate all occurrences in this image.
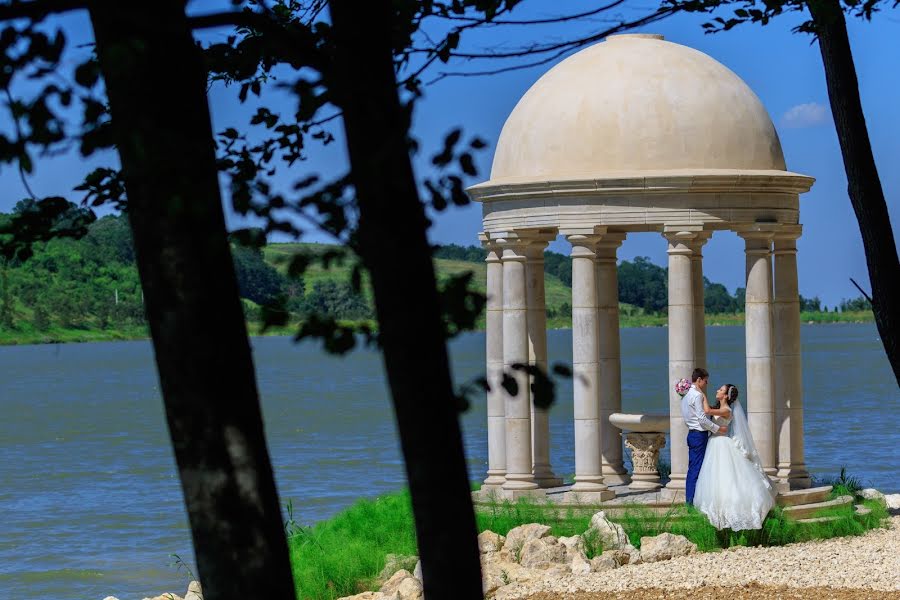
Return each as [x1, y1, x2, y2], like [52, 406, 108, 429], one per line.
[681, 384, 720, 433]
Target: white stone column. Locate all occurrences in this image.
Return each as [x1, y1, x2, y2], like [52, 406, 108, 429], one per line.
[482, 237, 506, 488]
[773, 226, 812, 489]
[526, 237, 563, 488]
[497, 235, 540, 494]
[565, 232, 613, 501]
[663, 228, 697, 494]
[596, 234, 629, 486]
[739, 227, 777, 477]
[691, 233, 712, 369]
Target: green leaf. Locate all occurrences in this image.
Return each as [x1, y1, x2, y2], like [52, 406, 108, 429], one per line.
[500, 373, 518, 397]
[459, 153, 477, 176]
[74, 60, 101, 88]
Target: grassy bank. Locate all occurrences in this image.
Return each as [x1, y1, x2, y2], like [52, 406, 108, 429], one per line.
[0, 322, 149, 346]
[0, 310, 874, 346]
[286, 483, 889, 599]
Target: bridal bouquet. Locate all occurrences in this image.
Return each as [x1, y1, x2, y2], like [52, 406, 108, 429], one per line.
[674, 378, 691, 397]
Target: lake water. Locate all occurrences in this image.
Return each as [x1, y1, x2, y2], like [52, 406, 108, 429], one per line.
[1, 323, 898, 599]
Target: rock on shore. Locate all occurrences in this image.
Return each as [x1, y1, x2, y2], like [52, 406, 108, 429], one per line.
[337, 512, 702, 600]
[104, 579, 202, 600]
[495, 516, 900, 599]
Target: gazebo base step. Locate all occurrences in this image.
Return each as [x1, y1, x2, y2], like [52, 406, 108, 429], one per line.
[776, 485, 833, 507]
[796, 516, 842, 525]
[783, 495, 853, 520]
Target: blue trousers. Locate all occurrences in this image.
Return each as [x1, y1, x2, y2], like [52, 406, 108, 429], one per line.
[685, 430, 709, 505]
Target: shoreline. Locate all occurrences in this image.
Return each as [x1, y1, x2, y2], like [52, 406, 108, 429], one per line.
[0, 311, 875, 347]
[498, 515, 900, 599]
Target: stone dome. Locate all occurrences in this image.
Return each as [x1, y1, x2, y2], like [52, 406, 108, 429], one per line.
[489, 33, 787, 183]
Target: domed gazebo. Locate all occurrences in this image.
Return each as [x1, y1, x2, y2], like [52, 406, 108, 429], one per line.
[468, 33, 814, 502]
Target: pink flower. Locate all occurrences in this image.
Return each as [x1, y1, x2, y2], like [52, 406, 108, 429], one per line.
[674, 377, 691, 397]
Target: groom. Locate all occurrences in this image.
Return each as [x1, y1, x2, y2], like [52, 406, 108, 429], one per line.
[682, 368, 728, 505]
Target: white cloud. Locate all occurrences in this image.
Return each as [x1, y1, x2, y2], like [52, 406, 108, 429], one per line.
[782, 102, 830, 128]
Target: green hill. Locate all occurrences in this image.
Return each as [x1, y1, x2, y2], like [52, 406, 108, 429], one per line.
[261, 242, 650, 329]
[0, 215, 873, 345]
[263, 241, 571, 306]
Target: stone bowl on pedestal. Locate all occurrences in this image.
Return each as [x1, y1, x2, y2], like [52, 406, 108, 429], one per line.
[609, 413, 670, 491]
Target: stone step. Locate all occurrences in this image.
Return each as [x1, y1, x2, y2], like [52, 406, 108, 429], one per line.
[797, 516, 842, 525]
[854, 504, 872, 517]
[776, 485, 833, 507]
[783, 495, 853, 520]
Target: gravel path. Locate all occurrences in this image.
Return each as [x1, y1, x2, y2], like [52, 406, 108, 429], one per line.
[497, 516, 900, 599]
[526, 585, 900, 600]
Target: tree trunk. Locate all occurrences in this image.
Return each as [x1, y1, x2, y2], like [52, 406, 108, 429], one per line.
[88, 3, 296, 599]
[327, 2, 483, 598]
[806, 0, 900, 386]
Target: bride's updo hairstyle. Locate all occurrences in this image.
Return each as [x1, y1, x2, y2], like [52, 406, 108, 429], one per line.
[724, 384, 739, 406]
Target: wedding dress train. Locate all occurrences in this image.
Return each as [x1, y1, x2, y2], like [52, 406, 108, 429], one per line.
[693, 400, 777, 530]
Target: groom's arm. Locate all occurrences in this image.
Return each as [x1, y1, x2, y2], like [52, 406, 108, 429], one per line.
[690, 395, 720, 433]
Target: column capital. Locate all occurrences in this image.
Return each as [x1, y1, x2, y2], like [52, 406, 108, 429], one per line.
[662, 226, 704, 255]
[773, 225, 803, 254]
[663, 235, 696, 256]
[480, 233, 502, 262]
[566, 229, 626, 257]
[566, 230, 605, 258]
[485, 229, 556, 257]
[689, 231, 713, 258]
[596, 233, 626, 262]
[595, 232, 627, 249]
[737, 223, 778, 255]
[525, 240, 551, 260]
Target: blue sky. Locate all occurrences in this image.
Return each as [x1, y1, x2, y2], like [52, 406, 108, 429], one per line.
[1, 1, 898, 307]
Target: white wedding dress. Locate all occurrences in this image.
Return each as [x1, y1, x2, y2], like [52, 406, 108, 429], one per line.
[693, 400, 777, 530]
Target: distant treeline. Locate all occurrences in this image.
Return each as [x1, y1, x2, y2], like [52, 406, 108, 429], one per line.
[0, 213, 870, 334]
[432, 244, 860, 315]
[0, 212, 372, 332]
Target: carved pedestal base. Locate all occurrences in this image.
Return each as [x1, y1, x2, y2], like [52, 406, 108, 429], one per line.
[625, 432, 666, 491]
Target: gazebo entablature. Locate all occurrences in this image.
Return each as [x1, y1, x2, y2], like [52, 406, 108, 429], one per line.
[469, 171, 814, 237]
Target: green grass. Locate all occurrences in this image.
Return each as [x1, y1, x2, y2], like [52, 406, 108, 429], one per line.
[286, 477, 890, 600]
[816, 466, 865, 496]
[288, 492, 418, 600]
[475, 496, 592, 538]
[0, 321, 149, 345]
[800, 310, 873, 324]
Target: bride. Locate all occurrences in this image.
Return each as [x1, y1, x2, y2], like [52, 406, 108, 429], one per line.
[693, 384, 777, 530]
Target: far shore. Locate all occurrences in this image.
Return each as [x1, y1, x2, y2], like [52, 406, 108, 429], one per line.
[0, 311, 875, 347]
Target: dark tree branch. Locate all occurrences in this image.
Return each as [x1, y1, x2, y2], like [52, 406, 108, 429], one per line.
[412, 7, 675, 60]
[2, 86, 39, 199]
[427, 7, 675, 81]
[850, 277, 873, 304]
[187, 9, 326, 70]
[435, 0, 628, 25]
